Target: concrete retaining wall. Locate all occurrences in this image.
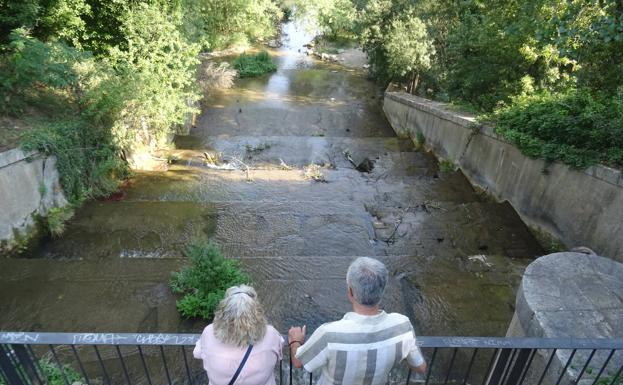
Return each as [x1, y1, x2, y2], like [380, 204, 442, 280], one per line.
[383, 92, 623, 261]
[0, 148, 67, 251]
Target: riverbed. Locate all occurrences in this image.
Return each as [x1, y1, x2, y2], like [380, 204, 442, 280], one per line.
[0, 22, 543, 338]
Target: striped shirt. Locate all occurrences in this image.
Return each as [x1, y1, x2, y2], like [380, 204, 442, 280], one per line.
[295, 311, 425, 385]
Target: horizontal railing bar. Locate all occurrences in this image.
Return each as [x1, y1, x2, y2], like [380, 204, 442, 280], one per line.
[417, 336, 623, 349]
[2, 332, 623, 349]
[0, 332, 199, 346]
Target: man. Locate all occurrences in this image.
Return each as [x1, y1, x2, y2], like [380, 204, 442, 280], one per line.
[288, 257, 427, 385]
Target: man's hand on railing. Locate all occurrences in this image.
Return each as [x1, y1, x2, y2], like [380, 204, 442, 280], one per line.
[288, 325, 306, 369]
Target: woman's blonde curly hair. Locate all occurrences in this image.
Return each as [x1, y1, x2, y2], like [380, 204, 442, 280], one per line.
[213, 285, 267, 347]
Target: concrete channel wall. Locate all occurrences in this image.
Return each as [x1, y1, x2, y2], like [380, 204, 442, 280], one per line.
[0, 148, 67, 251]
[383, 92, 623, 261]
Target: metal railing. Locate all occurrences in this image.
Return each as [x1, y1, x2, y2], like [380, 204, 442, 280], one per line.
[1, 332, 621, 385]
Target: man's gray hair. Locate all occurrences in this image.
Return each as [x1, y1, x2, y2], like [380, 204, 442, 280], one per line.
[213, 285, 267, 347]
[346, 257, 388, 306]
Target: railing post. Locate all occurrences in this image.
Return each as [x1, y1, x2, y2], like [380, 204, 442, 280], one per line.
[0, 345, 27, 385]
[485, 348, 534, 385]
[485, 349, 511, 385]
[11, 345, 43, 385]
[505, 349, 533, 385]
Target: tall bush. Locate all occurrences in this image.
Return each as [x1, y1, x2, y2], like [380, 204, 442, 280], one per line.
[383, 16, 433, 93]
[103, 2, 200, 149]
[170, 242, 249, 320]
[492, 89, 623, 169]
[233, 51, 277, 78]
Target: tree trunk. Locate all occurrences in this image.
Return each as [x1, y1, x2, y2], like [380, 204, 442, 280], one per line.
[412, 72, 420, 94]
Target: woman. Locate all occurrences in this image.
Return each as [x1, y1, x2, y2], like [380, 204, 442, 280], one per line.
[193, 285, 284, 385]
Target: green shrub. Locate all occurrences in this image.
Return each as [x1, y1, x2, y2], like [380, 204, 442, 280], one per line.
[170, 241, 249, 320]
[492, 89, 623, 169]
[415, 131, 425, 149]
[233, 51, 277, 78]
[39, 358, 84, 385]
[438, 160, 457, 173]
[0, 358, 84, 385]
[21, 118, 128, 205]
[46, 206, 75, 237]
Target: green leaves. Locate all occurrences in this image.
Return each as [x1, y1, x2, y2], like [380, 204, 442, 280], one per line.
[493, 89, 623, 169]
[170, 241, 249, 320]
[233, 50, 277, 78]
[384, 16, 433, 78]
[197, 0, 283, 50]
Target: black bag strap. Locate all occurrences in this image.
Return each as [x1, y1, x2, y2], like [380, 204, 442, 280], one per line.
[228, 344, 253, 385]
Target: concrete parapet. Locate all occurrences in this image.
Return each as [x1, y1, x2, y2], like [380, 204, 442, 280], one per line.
[0, 148, 67, 252]
[507, 252, 623, 384]
[383, 91, 623, 261]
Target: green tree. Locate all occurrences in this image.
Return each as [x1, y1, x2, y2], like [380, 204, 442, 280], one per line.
[99, 2, 201, 149]
[384, 16, 434, 93]
[194, 0, 282, 50]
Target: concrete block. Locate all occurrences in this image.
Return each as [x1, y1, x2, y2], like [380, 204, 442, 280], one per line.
[508, 253, 623, 385]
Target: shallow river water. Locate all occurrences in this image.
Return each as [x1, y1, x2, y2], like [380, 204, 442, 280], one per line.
[0, 22, 544, 340]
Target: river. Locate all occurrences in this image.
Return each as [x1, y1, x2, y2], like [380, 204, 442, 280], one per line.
[0, 22, 543, 340]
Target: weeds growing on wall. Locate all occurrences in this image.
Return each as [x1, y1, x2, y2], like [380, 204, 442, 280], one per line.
[170, 241, 249, 320]
[438, 160, 457, 173]
[20, 118, 128, 204]
[233, 51, 277, 78]
[45, 207, 75, 237]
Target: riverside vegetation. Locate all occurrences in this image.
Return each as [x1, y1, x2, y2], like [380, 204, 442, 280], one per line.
[0, 0, 286, 237]
[297, 0, 623, 169]
[169, 241, 249, 320]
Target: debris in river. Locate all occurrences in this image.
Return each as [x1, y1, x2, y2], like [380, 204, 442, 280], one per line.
[356, 158, 374, 173]
[372, 219, 386, 229]
[203, 152, 251, 181]
[203, 152, 220, 165]
[266, 39, 280, 48]
[205, 163, 237, 170]
[343, 149, 375, 173]
[303, 164, 327, 182]
[279, 158, 293, 170]
[245, 142, 271, 155]
[468, 254, 493, 267]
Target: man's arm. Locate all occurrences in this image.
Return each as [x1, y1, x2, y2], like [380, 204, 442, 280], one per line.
[406, 345, 427, 374]
[409, 361, 427, 374]
[288, 326, 306, 368]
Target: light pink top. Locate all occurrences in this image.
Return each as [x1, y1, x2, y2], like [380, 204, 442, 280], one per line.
[193, 324, 284, 385]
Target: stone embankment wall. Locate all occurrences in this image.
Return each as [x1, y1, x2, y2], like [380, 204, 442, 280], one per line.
[383, 92, 623, 261]
[0, 148, 67, 251]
